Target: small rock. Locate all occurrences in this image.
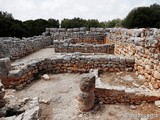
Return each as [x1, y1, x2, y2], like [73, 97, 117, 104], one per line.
[96, 116, 100, 119]
[123, 75, 134, 82]
[108, 111, 115, 116]
[129, 105, 137, 110]
[154, 71, 160, 79]
[132, 82, 140, 87]
[155, 100, 160, 107]
[138, 75, 145, 80]
[99, 101, 103, 105]
[4, 116, 16, 120]
[78, 114, 83, 118]
[116, 72, 123, 75]
[148, 82, 154, 91]
[39, 99, 50, 104]
[22, 97, 30, 103]
[14, 113, 24, 120]
[140, 118, 148, 120]
[42, 74, 50, 80]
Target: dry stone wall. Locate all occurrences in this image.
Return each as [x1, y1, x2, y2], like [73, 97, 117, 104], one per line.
[0, 36, 52, 60]
[51, 32, 106, 44]
[0, 28, 109, 61]
[95, 87, 160, 104]
[106, 28, 160, 90]
[1, 27, 160, 90]
[0, 86, 6, 117]
[0, 54, 134, 89]
[53, 40, 114, 54]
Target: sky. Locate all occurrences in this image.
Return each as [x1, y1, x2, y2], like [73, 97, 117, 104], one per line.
[0, 0, 160, 22]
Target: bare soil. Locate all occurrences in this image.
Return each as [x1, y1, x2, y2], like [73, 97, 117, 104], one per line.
[100, 72, 145, 88]
[12, 48, 56, 64]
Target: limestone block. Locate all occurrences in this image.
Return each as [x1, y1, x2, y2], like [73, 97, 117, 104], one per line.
[73, 28, 80, 32]
[80, 74, 95, 92]
[77, 92, 95, 112]
[154, 71, 160, 79]
[0, 99, 6, 108]
[0, 91, 5, 99]
[8, 69, 23, 81]
[145, 37, 158, 48]
[0, 57, 11, 75]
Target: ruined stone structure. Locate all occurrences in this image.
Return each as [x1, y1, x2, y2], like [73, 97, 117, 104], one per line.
[53, 40, 114, 54]
[0, 27, 159, 90]
[0, 36, 52, 60]
[0, 84, 5, 110]
[106, 28, 160, 90]
[0, 27, 160, 114]
[0, 54, 134, 89]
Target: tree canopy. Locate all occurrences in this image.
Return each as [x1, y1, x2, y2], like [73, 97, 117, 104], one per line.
[61, 18, 103, 30]
[0, 3, 160, 38]
[122, 3, 160, 28]
[0, 11, 59, 38]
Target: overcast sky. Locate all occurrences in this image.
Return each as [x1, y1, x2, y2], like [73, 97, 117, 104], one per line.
[0, 0, 159, 21]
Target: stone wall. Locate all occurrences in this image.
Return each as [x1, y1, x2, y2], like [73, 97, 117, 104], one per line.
[53, 40, 114, 54]
[0, 54, 134, 89]
[95, 87, 160, 104]
[1, 27, 160, 90]
[106, 28, 160, 89]
[0, 36, 52, 60]
[51, 32, 106, 44]
[0, 84, 5, 110]
[0, 27, 109, 61]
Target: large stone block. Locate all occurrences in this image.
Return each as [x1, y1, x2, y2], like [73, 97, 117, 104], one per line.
[77, 92, 95, 112]
[0, 57, 11, 75]
[80, 74, 95, 93]
[0, 99, 6, 108]
[154, 71, 160, 80]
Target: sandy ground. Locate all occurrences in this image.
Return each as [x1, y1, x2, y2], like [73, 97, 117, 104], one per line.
[4, 73, 160, 120]
[100, 72, 145, 88]
[12, 48, 56, 64]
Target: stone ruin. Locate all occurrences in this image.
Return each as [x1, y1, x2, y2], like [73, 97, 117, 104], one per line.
[0, 27, 160, 118]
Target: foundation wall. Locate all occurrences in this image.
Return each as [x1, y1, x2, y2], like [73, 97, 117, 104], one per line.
[106, 28, 160, 89]
[95, 88, 160, 104]
[53, 40, 114, 54]
[0, 36, 52, 60]
[0, 54, 134, 89]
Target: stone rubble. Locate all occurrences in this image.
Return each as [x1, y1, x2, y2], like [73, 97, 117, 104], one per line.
[0, 83, 6, 117]
[1, 97, 40, 120]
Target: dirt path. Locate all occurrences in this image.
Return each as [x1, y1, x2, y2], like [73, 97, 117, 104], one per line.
[12, 48, 56, 64]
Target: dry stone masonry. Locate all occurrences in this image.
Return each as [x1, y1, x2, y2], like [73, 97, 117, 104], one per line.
[77, 73, 95, 112]
[105, 28, 160, 90]
[0, 27, 160, 114]
[53, 40, 114, 54]
[0, 53, 134, 89]
[0, 27, 160, 91]
[0, 36, 52, 60]
[0, 84, 5, 117]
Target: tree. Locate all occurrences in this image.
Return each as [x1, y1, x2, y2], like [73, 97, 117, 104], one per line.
[105, 19, 122, 28]
[85, 19, 101, 30]
[0, 11, 60, 38]
[0, 11, 13, 19]
[122, 3, 160, 28]
[48, 18, 59, 28]
[61, 17, 86, 28]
